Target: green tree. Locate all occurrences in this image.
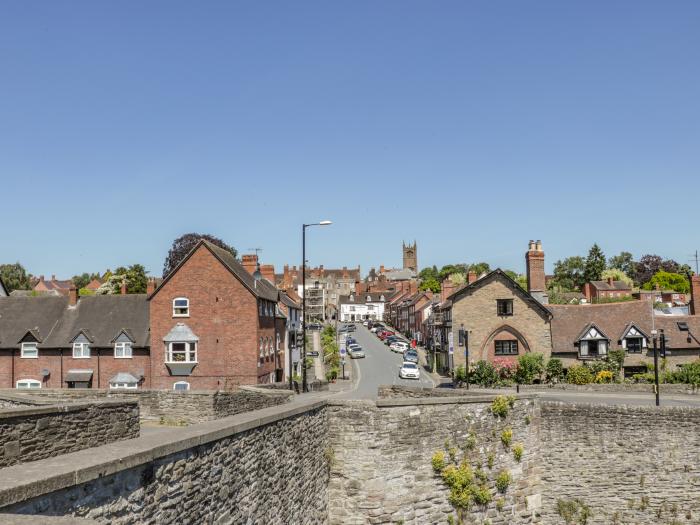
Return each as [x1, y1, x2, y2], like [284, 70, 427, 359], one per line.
[642, 271, 690, 293]
[550, 256, 586, 291]
[514, 353, 545, 384]
[600, 268, 633, 287]
[468, 262, 491, 276]
[608, 251, 636, 280]
[98, 264, 148, 294]
[504, 270, 527, 290]
[419, 277, 441, 293]
[584, 244, 606, 283]
[0, 262, 32, 292]
[419, 266, 439, 282]
[163, 233, 237, 278]
[448, 273, 466, 285]
[438, 264, 469, 281]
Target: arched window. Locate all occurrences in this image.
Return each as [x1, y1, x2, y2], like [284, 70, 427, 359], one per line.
[173, 381, 190, 391]
[173, 297, 190, 317]
[16, 378, 41, 389]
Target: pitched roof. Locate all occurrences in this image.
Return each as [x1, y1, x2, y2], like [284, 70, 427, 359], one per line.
[279, 291, 301, 309]
[448, 269, 553, 320]
[151, 240, 279, 302]
[44, 294, 150, 348]
[655, 316, 700, 350]
[548, 300, 653, 354]
[0, 277, 7, 297]
[590, 280, 631, 291]
[0, 296, 68, 348]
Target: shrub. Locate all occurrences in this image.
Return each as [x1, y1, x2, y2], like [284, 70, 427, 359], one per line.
[448, 486, 473, 510]
[470, 484, 492, 505]
[487, 453, 495, 469]
[567, 365, 594, 385]
[512, 443, 524, 462]
[491, 395, 510, 418]
[454, 365, 468, 385]
[546, 358, 564, 383]
[496, 497, 505, 512]
[594, 370, 614, 384]
[464, 432, 477, 451]
[501, 427, 513, 447]
[665, 360, 700, 385]
[514, 352, 544, 384]
[475, 468, 488, 483]
[556, 499, 592, 525]
[431, 451, 447, 472]
[493, 358, 517, 382]
[495, 470, 511, 493]
[471, 360, 499, 387]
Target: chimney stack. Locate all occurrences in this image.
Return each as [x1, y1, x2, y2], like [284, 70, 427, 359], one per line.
[380, 265, 385, 274]
[441, 279, 455, 301]
[260, 264, 275, 283]
[690, 275, 700, 316]
[120, 278, 127, 295]
[468, 271, 477, 284]
[51, 274, 56, 281]
[39, 275, 45, 282]
[526, 239, 547, 303]
[607, 276, 614, 286]
[241, 254, 258, 275]
[69, 285, 78, 306]
[147, 278, 156, 296]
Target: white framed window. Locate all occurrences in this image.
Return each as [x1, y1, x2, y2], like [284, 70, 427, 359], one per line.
[173, 381, 190, 391]
[114, 342, 133, 358]
[259, 337, 264, 358]
[73, 342, 91, 358]
[109, 382, 137, 390]
[166, 342, 197, 363]
[21, 342, 38, 359]
[173, 297, 190, 317]
[16, 379, 41, 389]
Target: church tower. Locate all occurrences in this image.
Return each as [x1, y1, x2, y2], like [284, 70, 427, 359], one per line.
[402, 241, 417, 273]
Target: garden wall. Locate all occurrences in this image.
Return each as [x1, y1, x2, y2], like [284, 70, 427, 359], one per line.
[0, 400, 139, 468]
[3, 386, 293, 425]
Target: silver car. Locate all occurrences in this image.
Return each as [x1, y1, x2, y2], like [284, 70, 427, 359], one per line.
[399, 361, 420, 379]
[403, 350, 419, 364]
[348, 344, 365, 359]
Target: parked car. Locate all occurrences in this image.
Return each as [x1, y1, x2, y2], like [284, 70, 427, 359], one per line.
[362, 320, 370, 327]
[346, 324, 356, 332]
[378, 330, 395, 340]
[348, 345, 365, 359]
[403, 349, 419, 363]
[370, 325, 383, 333]
[399, 361, 420, 380]
[345, 337, 357, 347]
[384, 336, 400, 346]
[390, 341, 409, 353]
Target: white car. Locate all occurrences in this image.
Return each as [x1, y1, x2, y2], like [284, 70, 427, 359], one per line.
[399, 361, 420, 380]
[390, 341, 409, 353]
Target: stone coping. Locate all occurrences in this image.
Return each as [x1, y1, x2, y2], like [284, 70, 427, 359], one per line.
[375, 393, 539, 408]
[0, 514, 98, 524]
[0, 397, 326, 509]
[0, 392, 52, 406]
[1, 387, 292, 396]
[0, 399, 138, 420]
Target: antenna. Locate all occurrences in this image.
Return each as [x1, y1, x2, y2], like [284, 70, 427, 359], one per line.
[689, 250, 699, 274]
[248, 248, 263, 258]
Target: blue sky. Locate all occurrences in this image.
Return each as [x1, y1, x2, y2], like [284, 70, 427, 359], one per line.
[1, 1, 699, 278]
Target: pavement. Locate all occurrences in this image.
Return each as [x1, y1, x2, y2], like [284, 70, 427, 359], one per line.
[336, 324, 435, 400]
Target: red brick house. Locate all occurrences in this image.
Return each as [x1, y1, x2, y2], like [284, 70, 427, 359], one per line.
[32, 274, 74, 296]
[148, 240, 283, 391]
[583, 277, 632, 303]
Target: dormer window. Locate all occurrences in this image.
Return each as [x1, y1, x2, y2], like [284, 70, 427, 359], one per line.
[21, 342, 38, 359]
[621, 325, 648, 354]
[366, 295, 371, 301]
[115, 342, 133, 358]
[73, 342, 91, 358]
[578, 325, 608, 358]
[173, 298, 190, 317]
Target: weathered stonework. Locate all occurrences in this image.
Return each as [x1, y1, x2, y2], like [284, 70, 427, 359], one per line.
[4, 386, 292, 425]
[0, 400, 139, 468]
[328, 397, 542, 524]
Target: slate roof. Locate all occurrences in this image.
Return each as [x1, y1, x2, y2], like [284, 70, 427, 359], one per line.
[655, 316, 700, 350]
[44, 294, 150, 348]
[151, 240, 279, 302]
[547, 301, 653, 354]
[279, 291, 301, 309]
[0, 296, 68, 347]
[383, 269, 416, 281]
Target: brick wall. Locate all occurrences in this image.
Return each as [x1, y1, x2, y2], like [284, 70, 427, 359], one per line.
[0, 400, 139, 468]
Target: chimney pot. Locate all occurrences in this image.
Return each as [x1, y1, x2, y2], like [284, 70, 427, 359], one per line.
[147, 278, 156, 295]
[468, 271, 477, 284]
[120, 278, 127, 295]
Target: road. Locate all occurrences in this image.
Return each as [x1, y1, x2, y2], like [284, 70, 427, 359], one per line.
[337, 324, 434, 399]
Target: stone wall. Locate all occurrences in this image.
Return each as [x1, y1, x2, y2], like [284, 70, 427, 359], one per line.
[0, 400, 139, 468]
[3, 386, 293, 425]
[539, 402, 700, 524]
[1, 401, 329, 525]
[377, 384, 475, 398]
[466, 383, 700, 395]
[328, 396, 542, 524]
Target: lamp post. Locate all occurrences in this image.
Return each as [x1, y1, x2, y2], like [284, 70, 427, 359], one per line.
[651, 329, 660, 406]
[459, 323, 469, 390]
[302, 220, 332, 393]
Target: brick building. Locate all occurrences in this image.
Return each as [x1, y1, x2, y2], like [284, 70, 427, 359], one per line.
[583, 278, 632, 303]
[149, 240, 284, 390]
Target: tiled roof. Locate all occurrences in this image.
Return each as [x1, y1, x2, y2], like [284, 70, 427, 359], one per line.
[590, 280, 631, 291]
[548, 301, 653, 354]
[0, 296, 68, 347]
[655, 316, 700, 350]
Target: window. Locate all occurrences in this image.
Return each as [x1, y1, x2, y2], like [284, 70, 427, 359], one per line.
[626, 338, 643, 353]
[276, 334, 280, 352]
[580, 339, 607, 357]
[259, 337, 264, 358]
[495, 340, 518, 355]
[166, 341, 197, 363]
[16, 379, 41, 389]
[110, 382, 137, 389]
[114, 342, 133, 358]
[173, 381, 190, 391]
[73, 342, 91, 358]
[21, 342, 38, 359]
[496, 299, 513, 316]
[173, 298, 190, 317]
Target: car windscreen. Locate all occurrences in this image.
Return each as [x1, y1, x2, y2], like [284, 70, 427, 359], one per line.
[402, 363, 418, 369]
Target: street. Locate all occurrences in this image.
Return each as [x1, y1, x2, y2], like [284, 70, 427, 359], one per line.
[337, 324, 434, 399]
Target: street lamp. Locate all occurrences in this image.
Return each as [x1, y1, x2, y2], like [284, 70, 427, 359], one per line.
[302, 220, 332, 393]
[459, 323, 469, 390]
[651, 329, 660, 406]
